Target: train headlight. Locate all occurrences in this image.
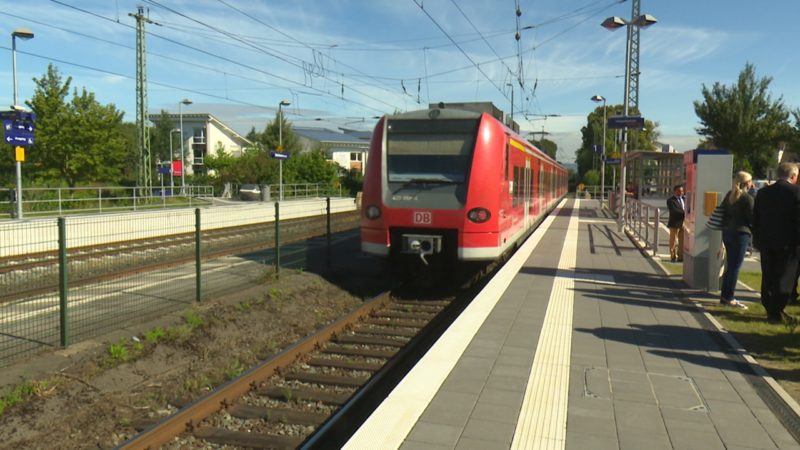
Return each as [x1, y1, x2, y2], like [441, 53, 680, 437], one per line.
[365, 205, 382, 219]
[467, 207, 491, 223]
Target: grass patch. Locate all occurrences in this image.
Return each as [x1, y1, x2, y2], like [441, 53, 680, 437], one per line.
[702, 269, 800, 393]
[0, 380, 52, 416]
[183, 310, 204, 328]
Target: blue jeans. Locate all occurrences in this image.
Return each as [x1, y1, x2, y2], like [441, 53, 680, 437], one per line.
[721, 230, 750, 301]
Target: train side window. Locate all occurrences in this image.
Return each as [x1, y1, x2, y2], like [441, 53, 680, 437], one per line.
[513, 167, 519, 208]
[505, 143, 510, 180]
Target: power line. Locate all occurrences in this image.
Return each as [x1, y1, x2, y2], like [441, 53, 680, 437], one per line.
[412, 0, 511, 104]
[48, 0, 395, 115]
[143, 0, 403, 112]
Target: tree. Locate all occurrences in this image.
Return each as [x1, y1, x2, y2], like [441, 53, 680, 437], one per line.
[528, 137, 557, 159]
[150, 110, 176, 164]
[574, 104, 659, 179]
[26, 64, 128, 187]
[284, 147, 338, 185]
[694, 63, 791, 177]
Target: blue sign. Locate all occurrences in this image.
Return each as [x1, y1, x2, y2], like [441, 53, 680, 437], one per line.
[592, 144, 603, 154]
[3, 111, 36, 147]
[270, 151, 289, 160]
[607, 116, 645, 129]
[605, 158, 621, 165]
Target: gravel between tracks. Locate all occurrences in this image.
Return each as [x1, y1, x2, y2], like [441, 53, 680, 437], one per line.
[0, 266, 382, 450]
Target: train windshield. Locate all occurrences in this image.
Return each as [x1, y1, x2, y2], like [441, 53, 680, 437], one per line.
[386, 118, 479, 184]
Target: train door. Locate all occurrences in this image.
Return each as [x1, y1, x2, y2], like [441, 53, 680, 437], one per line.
[524, 159, 532, 228]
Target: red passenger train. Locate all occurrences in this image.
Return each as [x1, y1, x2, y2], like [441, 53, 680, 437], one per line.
[360, 103, 567, 276]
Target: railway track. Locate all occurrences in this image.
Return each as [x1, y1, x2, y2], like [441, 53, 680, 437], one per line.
[117, 284, 477, 449]
[0, 211, 359, 302]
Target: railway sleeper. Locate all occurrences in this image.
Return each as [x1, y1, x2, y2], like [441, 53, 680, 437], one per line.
[376, 310, 436, 320]
[363, 318, 424, 328]
[193, 426, 303, 450]
[355, 326, 418, 338]
[259, 386, 351, 405]
[228, 403, 328, 426]
[394, 299, 451, 307]
[306, 357, 383, 372]
[285, 372, 369, 387]
[322, 344, 396, 359]
[335, 334, 408, 347]
[387, 303, 445, 313]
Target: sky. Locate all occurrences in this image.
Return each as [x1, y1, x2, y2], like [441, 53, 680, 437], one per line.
[1, 0, 799, 164]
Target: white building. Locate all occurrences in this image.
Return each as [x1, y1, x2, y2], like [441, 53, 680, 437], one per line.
[294, 127, 371, 175]
[148, 113, 252, 175]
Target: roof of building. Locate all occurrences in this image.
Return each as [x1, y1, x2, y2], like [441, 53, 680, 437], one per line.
[147, 113, 252, 146]
[294, 127, 371, 145]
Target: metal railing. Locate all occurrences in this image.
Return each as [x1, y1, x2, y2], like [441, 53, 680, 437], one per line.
[0, 198, 359, 367]
[622, 198, 662, 256]
[0, 185, 215, 219]
[233, 182, 343, 201]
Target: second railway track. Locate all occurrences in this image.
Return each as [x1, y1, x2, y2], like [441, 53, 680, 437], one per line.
[118, 282, 483, 449]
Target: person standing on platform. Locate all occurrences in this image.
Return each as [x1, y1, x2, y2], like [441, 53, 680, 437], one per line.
[666, 185, 686, 262]
[719, 172, 754, 309]
[753, 162, 800, 323]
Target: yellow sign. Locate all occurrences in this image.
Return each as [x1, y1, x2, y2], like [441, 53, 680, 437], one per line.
[276, 145, 284, 151]
[15, 146, 24, 162]
[610, 152, 621, 159]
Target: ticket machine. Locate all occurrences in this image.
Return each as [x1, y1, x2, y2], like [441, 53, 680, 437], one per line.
[683, 149, 733, 291]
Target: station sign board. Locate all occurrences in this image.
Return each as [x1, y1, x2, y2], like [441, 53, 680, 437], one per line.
[607, 116, 645, 130]
[270, 151, 289, 160]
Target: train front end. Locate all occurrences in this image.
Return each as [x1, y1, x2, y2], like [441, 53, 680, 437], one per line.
[360, 107, 502, 279]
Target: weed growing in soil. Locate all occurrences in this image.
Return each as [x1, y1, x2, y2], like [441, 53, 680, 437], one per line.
[104, 341, 130, 367]
[144, 327, 166, 343]
[0, 379, 52, 415]
[183, 310, 204, 328]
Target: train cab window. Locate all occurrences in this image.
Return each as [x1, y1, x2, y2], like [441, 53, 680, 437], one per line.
[385, 118, 479, 184]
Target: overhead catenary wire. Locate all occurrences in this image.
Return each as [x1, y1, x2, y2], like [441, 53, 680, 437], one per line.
[412, 0, 511, 105]
[47, 0, 396, 115]
[143, 0, 403, 112]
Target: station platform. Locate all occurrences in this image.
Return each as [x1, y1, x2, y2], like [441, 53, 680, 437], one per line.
[344, 198, 800, 450]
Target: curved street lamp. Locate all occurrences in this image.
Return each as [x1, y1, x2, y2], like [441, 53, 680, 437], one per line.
[591, 95, 607, 203]
[278, 100, 290, 201]
[179, 99, 192, 195]
[601, 12, 656, 230]
[11, 27, 34, 220]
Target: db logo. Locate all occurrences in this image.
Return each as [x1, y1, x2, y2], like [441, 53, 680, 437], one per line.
[413, 211, 432, 225]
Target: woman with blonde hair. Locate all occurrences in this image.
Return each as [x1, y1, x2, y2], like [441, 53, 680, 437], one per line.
[719, 171, 754, 308]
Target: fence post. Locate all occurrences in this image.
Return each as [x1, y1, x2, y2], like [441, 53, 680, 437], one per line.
[326, 197, 332, 269]
[195, 208, 202, 302]
[58, 217, 69, 347]
[58, 188, 63, 215]
[133, 188, 137, 211]
[275, 201, 280, 277]
[653, 207, 660, 256]
[98, 188, 102, 212]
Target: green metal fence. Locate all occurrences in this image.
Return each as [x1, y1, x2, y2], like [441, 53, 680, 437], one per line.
[0, 185, 214, 219]
[0, 198, 360, 367]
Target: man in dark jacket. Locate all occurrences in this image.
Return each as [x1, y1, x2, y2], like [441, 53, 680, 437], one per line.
[753, 163, 800, 323]
[666, 185, 685, 262]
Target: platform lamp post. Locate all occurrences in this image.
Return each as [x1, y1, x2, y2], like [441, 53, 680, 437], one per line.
[591, 95, 607, 204]
[12, 27, 34, 220]
[169, 128, 180, 195]
[601, 13, 656, 231]
[178, 98, 192, 195]
[278, 99, 290, 201]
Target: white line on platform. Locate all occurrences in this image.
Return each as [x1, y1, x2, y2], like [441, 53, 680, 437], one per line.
[342, 199, 571, 450]
[511, 198, 580, 450]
